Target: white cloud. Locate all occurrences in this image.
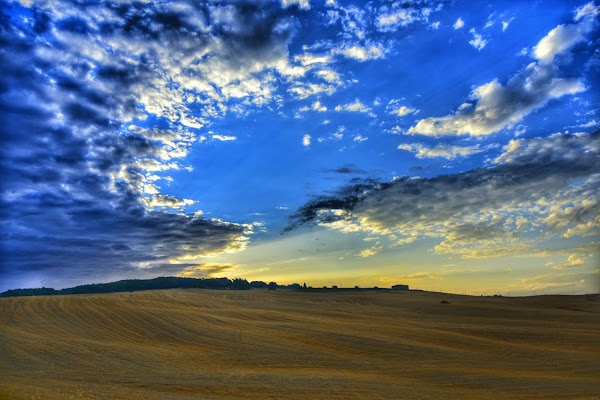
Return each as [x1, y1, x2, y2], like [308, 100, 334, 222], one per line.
[280, 0, 310, 10]
[303, 134, 311, 147]
[294, 53, 332, 66]
[375, 5, 437, 32]
[408, 62, 585, 137]
[335, 99, 372, 113]
[453, 18, 464, 29]
[289, 83, 336, 99]
[332, 126, 344, 139]
[574, 1, 600, 21]
[358, 246, 382, 258]
[212, 134, 237, 141]
[533, 5, 598, 63]
[312, 101, 327, 112]
[388, 101, 419, 117]
[469, 28, 487, 51]
[315, 69, 340, 83]
[533, 24, 586, 62]
[353, 134, 368, 142]
[398, 143, 485, 159]
[431, 21, 440, 29]
[502, 18, 514, 32]
[579, 120, 598, 128]
[552, 253, 587, 270]
[336, 45, 384, 61]
[141, 194, 196, 210]
[378, 9, 418, 28]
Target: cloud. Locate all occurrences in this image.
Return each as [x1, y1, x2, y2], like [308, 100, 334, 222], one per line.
[324, 164, 367, 174]
[574, 1, 600, 21]
[578, 120, 598, 128]
[397, 11, 597, 139]
[312, 101, 328, 112]
[469, 28, 487, 51]
[141, 195, 196, 210]
[353, 134, 368, 142]
[379, 271, 461, 282]
[287, 132, 600, 261]
[503, 269, 595, 293]
[408, 6, 597, 137]
[289, 83, 336, 99]
[550, 254, 586, 270]
[453, 18, 464, 29]
[393, 107, 417, 117]
[303, 134, 312, 146]
[534, 25, 586, 62]
[212, 134, 237, 141]
[295, 53, 332, 66]
[358, 246, 382, 258]
[387, 100, 419, 117]
[0, 0, 305, 289]
[336, 45, 384, 61]
[280, 0, 310, 10]
[176, 263, 238, 278]
[397, 143, 486, 160]
[377, 9, 419, 29]
[315, 69, 340, 83]
[335, 99, 373, 114]
[408, 62, 585, 137]
[502, 18, 514, 32]
[534, 3, 598, 63]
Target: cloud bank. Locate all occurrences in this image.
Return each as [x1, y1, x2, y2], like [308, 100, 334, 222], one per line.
[0, 0, 299, 288]
[287, 131, 600, 260]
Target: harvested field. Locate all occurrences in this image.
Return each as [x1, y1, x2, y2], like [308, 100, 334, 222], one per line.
[1, 289, 598, 399]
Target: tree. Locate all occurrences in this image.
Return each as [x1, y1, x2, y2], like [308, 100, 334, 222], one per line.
[249, 280, 268, 289]
[268, 282, 278, 290]
[232, 278, 250, 290]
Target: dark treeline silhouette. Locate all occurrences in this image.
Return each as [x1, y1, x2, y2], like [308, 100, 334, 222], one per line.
[0, 277, 309, 298]
[0, 277, 417, 298]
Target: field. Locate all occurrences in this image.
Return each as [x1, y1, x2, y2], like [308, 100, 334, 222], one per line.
[1, 289, 599, 399]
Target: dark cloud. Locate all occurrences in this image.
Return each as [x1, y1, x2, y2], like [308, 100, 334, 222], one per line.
[323, 164, 368, 175]
[0, 0, 298, 291]
[286, 132, 600, 249]
[285, 177, 387, 231]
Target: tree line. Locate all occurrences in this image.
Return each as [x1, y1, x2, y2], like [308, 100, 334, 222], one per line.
[0, 277, 301, 298]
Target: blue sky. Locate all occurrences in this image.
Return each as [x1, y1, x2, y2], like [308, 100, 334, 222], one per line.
[1, 0, 599, 295]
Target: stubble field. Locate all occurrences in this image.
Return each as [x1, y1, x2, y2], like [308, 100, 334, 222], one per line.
[1, 289, 598, 399]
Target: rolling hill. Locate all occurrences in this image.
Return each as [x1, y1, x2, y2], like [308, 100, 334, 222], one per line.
[1, 289, 598, 399]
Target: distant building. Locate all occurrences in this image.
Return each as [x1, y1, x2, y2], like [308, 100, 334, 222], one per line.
[392, 284, 409, 290]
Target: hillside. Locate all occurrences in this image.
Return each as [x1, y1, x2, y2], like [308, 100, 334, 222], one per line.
[1, 290, 599, 399]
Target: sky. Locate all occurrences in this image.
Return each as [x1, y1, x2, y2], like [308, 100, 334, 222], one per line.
[1, 0, 599, 295]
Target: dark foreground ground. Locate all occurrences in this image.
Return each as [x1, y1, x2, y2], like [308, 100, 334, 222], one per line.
[1, 289, 598, 399]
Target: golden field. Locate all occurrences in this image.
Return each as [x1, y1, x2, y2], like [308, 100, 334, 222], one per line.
[0, 289, 598, 399]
